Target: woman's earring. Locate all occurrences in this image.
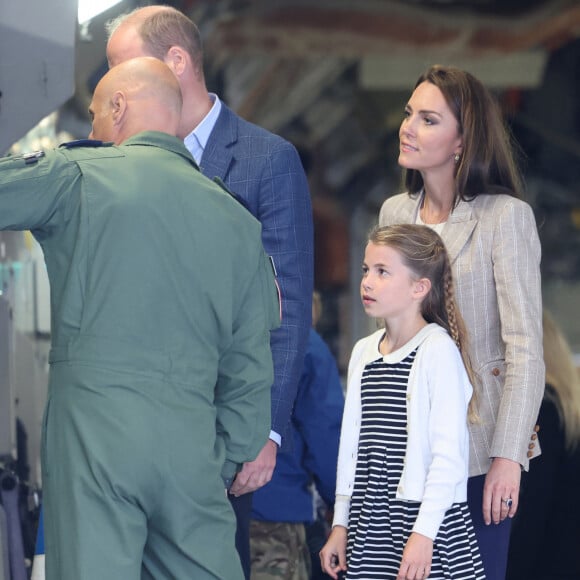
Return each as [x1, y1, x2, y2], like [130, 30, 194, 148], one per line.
[454, 153, 460, 164]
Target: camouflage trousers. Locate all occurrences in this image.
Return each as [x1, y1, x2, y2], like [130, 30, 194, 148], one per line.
[250, 520, 312, 580]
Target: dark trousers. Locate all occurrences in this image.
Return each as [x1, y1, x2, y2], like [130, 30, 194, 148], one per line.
[306, 519, 333, 579]
[229, 492, 253, 580]
[468, 474, 513, 580]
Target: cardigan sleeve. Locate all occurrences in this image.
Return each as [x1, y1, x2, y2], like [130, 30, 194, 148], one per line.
[332, 332, 381, 527]
[412, 334, 472, 539]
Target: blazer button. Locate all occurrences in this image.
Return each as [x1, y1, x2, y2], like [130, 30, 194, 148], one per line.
[531, 433, 537, 440]
[527, 450, 533, 458]
[534, 424, 540, 432]
[528, 442, 535, 450]
[491, 368, 500, 376]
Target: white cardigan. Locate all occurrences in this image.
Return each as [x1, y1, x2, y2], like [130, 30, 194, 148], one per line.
[333, 324, 473, 540]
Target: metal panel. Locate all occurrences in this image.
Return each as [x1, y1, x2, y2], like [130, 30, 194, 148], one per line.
[0, 0, 77, 154]
[0, 295, 14, 460]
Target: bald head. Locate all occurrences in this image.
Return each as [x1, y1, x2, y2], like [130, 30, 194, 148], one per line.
[88, 57, 182, 144]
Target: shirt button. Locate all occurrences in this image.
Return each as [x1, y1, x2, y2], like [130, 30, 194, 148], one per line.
[527, 450, 534, 458]
[534, 424, 540, 432]
[531, 433, 537, 440]
[528, 442, 535, 449]
[491, 368, 500, 376]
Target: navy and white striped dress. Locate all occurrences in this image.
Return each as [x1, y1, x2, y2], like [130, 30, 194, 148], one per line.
[346, 347, 485, 579]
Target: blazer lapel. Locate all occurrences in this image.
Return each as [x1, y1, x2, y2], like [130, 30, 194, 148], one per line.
[199, 104, 236, 181]
[442, 199, 477, 264]
[398, 195, 420, 223]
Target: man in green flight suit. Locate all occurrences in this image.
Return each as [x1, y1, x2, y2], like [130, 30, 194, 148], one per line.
[0, 57, 279, 580]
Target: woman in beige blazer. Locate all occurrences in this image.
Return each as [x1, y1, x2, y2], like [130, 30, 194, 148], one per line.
[379, 65, 544, 579]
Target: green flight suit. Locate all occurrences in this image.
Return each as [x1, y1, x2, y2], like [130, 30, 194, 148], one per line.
[0, 131, 280, 580]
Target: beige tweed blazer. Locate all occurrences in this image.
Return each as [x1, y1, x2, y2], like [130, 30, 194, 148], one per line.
[379, 192, 545, 476]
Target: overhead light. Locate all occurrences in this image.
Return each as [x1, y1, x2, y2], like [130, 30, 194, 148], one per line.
[78, 0, 122, 25]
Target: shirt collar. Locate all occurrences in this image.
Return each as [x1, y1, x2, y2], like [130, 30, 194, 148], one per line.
[183, 93, 221, 164]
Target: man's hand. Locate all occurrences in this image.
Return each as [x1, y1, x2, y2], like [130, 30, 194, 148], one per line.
[229, 439, 278, 496]
[482, 457, 521, 525]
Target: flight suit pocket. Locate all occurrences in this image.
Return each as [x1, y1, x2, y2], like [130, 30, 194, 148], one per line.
[40, 395, 53, 478]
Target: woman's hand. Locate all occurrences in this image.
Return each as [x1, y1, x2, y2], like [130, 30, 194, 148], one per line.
[483, 456, 521, 524]
[319, 525, 348, 580]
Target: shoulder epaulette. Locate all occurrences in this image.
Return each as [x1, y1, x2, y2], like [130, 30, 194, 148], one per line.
[59, 139, 113, 149]
[13, 150, 46, 165]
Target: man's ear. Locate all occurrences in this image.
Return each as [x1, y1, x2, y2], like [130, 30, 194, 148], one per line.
[164, 46, 187, 77]
[413, 277, 431, 301]
[111, 90, 127, 125]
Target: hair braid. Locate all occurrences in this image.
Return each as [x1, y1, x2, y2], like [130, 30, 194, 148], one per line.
[443, 257, 460, 348]
[441, 250, 479, 421]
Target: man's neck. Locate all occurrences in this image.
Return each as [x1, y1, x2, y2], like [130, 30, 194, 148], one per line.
[177, 88, 214, 140]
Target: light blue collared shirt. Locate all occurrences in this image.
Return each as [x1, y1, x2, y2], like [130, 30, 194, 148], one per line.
[183, 93, 222, 165]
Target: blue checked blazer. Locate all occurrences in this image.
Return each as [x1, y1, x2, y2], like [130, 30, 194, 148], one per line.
[200, 103, 314, 443]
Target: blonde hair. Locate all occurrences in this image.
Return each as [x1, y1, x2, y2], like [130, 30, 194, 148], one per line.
[543, 310, 580, 449]
[368, 224, 479, 422]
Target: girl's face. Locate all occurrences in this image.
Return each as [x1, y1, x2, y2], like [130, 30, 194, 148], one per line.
[361, 242, 421, 321]
[398, 81, 463, 178]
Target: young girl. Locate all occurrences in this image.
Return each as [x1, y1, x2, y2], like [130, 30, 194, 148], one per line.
[320, 224, 485, 580]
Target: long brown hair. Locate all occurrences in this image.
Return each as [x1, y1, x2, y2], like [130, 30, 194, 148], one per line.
[404, 64, 524, 207]
[369, 223, 478, 421]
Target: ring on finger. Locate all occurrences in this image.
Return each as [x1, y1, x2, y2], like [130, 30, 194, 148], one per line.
[502, 497, 513, 509]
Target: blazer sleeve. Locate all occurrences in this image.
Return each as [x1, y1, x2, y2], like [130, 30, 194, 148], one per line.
[258, 141, 314, 441]
[215, 249, 281, 481]
[490, 199, 545, 468]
